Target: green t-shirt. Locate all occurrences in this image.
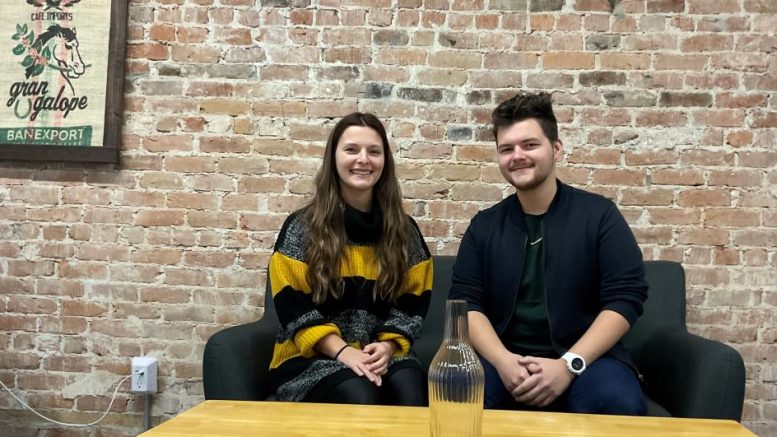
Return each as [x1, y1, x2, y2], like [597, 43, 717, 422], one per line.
[504, 214, 555, 358]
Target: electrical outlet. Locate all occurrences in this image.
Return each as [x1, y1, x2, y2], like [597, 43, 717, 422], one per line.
[131, 356, 158, 394]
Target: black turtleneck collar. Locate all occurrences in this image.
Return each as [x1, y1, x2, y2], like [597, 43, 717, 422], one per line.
[344, 202, 383, 245]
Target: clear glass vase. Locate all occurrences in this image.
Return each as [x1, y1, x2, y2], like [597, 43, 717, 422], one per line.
[428, 299, 485, 437]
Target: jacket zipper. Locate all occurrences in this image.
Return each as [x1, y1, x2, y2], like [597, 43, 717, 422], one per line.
[540, 220, 560, 356]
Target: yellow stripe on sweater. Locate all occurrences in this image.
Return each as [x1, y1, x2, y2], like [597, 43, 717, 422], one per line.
[269, 251, 311, 296]
[270, 247, 432, 297]
[404, 258, 433, 297]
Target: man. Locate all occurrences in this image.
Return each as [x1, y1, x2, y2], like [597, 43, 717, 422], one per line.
[450, 92, 648, 415]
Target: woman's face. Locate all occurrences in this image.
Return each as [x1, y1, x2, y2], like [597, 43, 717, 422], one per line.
[334, 125, 385, 207]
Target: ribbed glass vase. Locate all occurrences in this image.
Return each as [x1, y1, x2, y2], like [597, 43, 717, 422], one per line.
[428, 299, 485, 437]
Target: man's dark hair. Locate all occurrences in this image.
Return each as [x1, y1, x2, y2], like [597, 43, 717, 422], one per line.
[491, 92, 559, 143]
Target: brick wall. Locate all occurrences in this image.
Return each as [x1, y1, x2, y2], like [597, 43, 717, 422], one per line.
[1, 0, 775, 435]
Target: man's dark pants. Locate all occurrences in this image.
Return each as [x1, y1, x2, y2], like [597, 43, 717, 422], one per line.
[480, 356, 647, 415]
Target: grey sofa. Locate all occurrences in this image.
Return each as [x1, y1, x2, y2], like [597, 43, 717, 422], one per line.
[203, 256, 745, 420]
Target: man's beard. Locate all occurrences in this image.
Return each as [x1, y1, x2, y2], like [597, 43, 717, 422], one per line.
[508, 163, 553, 191]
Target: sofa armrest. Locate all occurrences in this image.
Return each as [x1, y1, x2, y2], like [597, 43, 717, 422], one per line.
[636, 328, 745, 421]
[203, 320, 276, 400]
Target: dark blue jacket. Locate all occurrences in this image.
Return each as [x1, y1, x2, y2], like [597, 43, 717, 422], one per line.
[450, 180, 648, 366]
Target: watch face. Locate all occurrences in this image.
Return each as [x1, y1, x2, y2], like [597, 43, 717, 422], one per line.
[571, 358, 584, 371]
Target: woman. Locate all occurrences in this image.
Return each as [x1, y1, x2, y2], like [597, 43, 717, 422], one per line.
[267, 112, 433, 405]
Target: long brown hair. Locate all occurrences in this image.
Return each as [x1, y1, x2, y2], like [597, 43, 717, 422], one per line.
[304, 112, 409, 304]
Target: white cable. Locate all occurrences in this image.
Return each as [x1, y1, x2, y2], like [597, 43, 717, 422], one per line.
[0, 374, 130, 427]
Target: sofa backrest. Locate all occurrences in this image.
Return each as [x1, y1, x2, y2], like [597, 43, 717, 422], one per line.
[258, 256, 688, 374]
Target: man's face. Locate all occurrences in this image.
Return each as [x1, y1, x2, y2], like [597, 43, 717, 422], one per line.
[496, 118, 563, 191]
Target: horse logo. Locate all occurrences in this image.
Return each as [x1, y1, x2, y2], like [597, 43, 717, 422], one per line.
[26, 0, 82, 11]
[11, 23, 89, 94]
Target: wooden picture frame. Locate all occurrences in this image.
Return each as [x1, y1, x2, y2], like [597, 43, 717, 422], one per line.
[0, 0, 128, 164]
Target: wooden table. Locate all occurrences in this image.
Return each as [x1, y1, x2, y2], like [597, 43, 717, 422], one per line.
[139, 400, 755, 436]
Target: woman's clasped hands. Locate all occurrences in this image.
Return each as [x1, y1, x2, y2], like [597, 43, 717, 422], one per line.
[336, 341, 397, 387]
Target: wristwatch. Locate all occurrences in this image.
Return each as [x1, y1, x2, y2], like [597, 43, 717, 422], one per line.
[561, 352, 587, 376]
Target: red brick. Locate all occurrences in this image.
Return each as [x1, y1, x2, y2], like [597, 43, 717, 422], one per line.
[738, 151, 777, 168]
[688, 0, 739, 13]
[177, 26, 208, 43]
[705, 208, 761, 227]
[166, 193, 218, 210]
[530, 14, 555, 31]
[110, 265, 160, 283]
[415, 219, 451, 238]
[687, 73, 739, 91]
[126, 43, 169, 60]
[479, 57, 531, 76]
[188, 211, 239, 229]
[323, 47, 371, 64]
[135, 210, 185, 226]
[744, 0, 777, 13]
[130, 248, 181, 265]
[682, 35, 734, 52]
[240, 214, 286, 231]
[726, 131, 753, 148]
[17, 374, 70, 390]
[713, 248, 740, 265]
[693, 110, 746, 127]
[749, 111, 777, 129]
[678, 228, 729, 245]
[62, 301, 109, 317]
[6, 296, 57, 314]
[5, 259, 52, 277]
[683, 247, 712, 265]
[189, 175, 235, 193]
[678, 189, 732, 207]
[649, 208, 701, 225]
[625, 150, 678, 165]
[655, 54, 708, 71]
[568, 149, 621, 165]
[77, 395, 129, 413]
[620, 189, 674, 206]
[77, 244, 130, 262]
[403, 142, 452, 159]
[679, 150, 735, 166]
[600, 53, 650, 70]
[402, 182, 451, 200]
[164, 157, 216, 173]
[215, 28, 252, 45]
[621, 34, 676, 51]
[650, 169, 704, 186]
[543, 52, 595, 69]
[10, 186, 58, 204]
[708, 170, 762, 187]
[428, 165, 481, 181]
[270, 159, 320, 176]
[556, 168, 590, 185]
[450, 184, 504, 201]
[580, 109, 631, 126]
[647, 0, 684, 12]
[658, 247, 684, 262]
[140, 286, 191, 304]
[57, 261, 108, 280]
[744, 249, 768, 266]
[716, 93, 768, 109]
[139, 173, 185, 190]
[632, 228, 673, 244]
[592, 169, 645, 186]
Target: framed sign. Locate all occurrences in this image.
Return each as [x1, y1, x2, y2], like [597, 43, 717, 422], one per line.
[0, 0, 128, 163]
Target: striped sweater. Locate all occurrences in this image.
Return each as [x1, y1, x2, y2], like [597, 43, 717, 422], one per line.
[267, 207, 433, 402]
